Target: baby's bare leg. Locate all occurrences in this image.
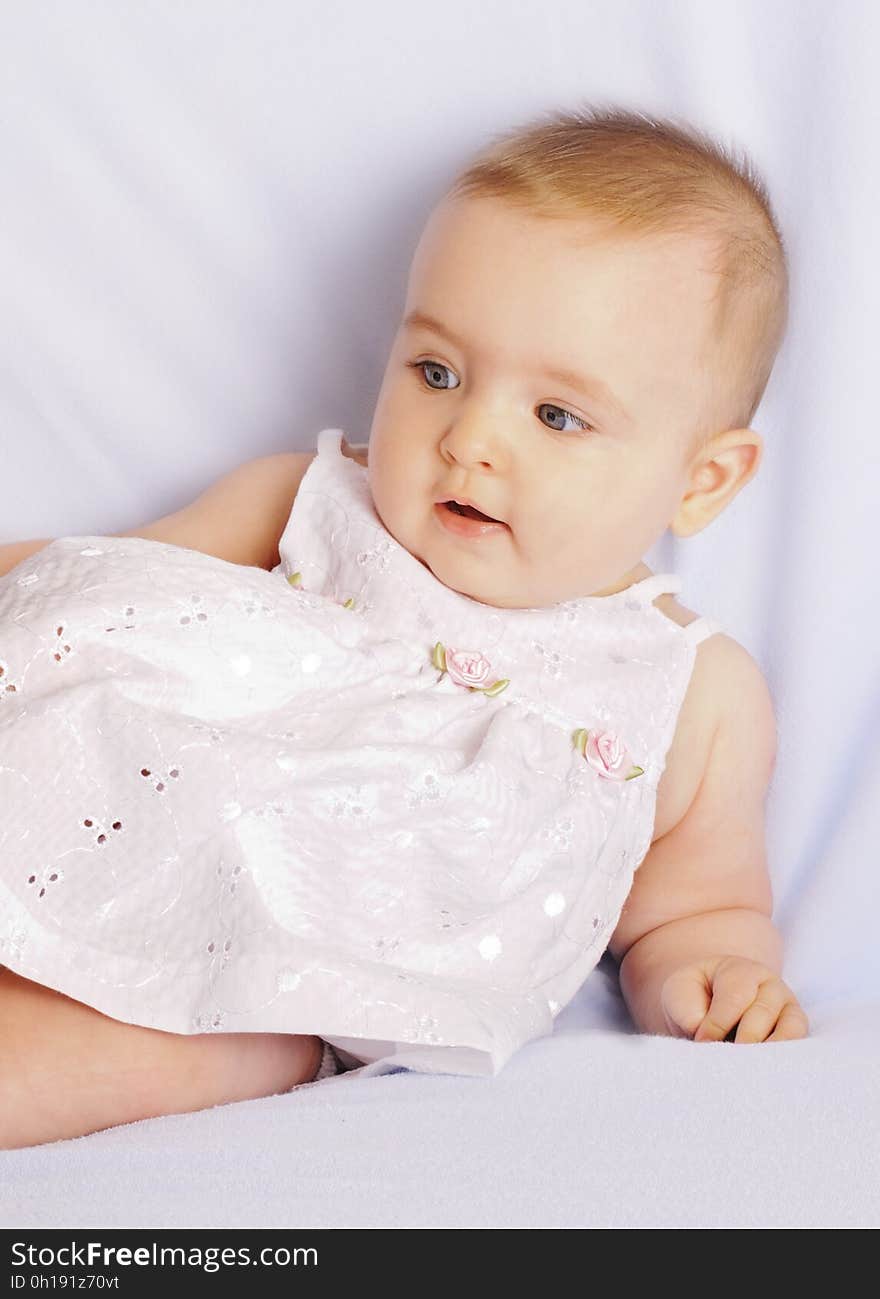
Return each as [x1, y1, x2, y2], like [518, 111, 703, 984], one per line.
[0, 965, 323, 1149]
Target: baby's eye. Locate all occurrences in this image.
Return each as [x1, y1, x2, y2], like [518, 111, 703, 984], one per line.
[407, 359, 461, 391]
[405, 358, 594, 434]
[538, 404, 593, 434]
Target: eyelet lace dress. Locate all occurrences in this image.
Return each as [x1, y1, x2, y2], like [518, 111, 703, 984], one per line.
[0, 428, 721, 1084]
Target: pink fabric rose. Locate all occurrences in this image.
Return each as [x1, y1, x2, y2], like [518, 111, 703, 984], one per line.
[430, 642, 510, 696]
[572, 727, 644, 781]
[444, 648, 493, 689]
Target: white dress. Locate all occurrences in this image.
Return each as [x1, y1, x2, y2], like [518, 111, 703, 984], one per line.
[0, 428, 721, 1081]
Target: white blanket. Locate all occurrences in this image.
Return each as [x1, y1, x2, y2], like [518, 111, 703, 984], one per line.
[3, 969, 877, 1229]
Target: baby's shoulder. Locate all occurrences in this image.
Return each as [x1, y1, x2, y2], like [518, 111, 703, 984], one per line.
[651, 595, 774, 842]
[665, 593, 771, 728]
[653, 589, 734, 719]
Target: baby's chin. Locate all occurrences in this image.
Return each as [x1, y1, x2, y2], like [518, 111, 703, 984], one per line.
[424, 558, 546, 610]
[381, 504, 545, 608]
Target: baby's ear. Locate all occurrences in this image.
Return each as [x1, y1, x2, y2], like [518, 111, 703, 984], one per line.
[670, 427, 763, 537]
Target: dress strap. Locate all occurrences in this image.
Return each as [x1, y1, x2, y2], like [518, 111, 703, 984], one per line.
[682, 616, 723, 646]
[632, 572, 682, 605]
[316, 427, 346, 457]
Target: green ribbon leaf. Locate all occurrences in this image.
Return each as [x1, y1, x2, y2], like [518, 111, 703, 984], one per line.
[479, 677, 510, 697]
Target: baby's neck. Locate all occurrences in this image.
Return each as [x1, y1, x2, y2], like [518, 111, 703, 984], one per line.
[588, 562, 654, 599]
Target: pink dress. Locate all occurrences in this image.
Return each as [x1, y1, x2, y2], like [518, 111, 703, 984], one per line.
[0, 427, 720, 1081]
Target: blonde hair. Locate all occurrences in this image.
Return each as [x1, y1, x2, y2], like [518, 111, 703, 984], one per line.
[446, 104, 790, 449]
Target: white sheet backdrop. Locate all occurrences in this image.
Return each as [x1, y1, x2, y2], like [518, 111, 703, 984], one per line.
[1, 0, 878, 1229]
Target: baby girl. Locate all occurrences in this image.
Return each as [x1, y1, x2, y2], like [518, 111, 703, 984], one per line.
[0, 106, 808, 1150]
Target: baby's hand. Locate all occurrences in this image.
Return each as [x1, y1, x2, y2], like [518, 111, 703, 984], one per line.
[660, 955, 810, 1043]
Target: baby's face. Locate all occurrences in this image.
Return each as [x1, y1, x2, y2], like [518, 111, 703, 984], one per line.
[367, 195, 718, 609]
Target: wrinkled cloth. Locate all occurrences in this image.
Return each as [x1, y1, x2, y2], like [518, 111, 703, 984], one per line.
[0, 427, 720, 1080]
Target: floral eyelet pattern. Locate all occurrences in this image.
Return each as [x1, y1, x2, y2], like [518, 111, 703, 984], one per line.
[431, 642, 510, 697]
[26, 866, 63, 899]
[82, 816, 124, 846]
[572, 727, 644, 781]
[139, 764, 181, 794]
[0, 658, 18, 696]
[0, 439, 705, 1082]
[52, 624, 72, 662]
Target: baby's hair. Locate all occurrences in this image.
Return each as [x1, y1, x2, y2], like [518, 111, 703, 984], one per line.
[446, 104, 790, 451]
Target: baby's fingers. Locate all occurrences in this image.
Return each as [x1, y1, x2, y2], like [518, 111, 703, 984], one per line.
[659, 966, 711, 1039]
[766, 1001, 810, 1042]
[693, 965, 764, 1042]
[731, 981, 793, 1043]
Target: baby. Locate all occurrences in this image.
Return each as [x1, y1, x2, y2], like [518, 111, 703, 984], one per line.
[0, 106, 808, 1150]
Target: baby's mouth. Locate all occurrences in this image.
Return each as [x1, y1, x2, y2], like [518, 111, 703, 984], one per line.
[442, 501, 503, 524]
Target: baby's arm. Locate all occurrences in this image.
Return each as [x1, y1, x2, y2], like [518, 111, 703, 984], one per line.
[0, 452, 323, 579]
[0, 442, 369, 582]
[608, 637, 809, 1044]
